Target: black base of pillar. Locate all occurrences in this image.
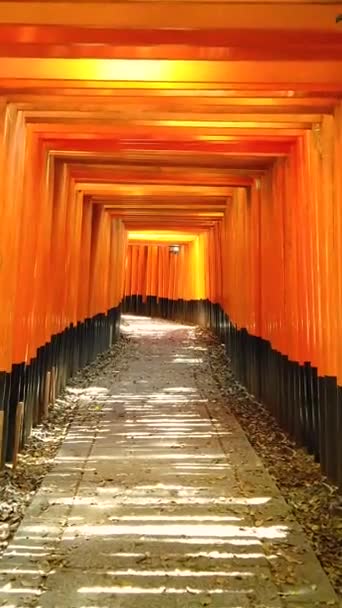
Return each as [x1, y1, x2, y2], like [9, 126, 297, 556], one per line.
[123, 296, 210, 326]
[215, 306, 342, 489]
[0, 305, 121, 467]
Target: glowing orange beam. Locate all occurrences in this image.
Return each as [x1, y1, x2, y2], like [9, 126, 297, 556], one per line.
[0, 58, 342, 86]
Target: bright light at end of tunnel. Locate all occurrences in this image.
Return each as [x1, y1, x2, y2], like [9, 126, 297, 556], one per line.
[128, 231, 196, 243]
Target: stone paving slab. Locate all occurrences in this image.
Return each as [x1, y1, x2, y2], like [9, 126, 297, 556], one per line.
[0, 316, 339, 607]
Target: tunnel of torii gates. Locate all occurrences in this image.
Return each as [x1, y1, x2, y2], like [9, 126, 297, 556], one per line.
[0, 2, 342, 488]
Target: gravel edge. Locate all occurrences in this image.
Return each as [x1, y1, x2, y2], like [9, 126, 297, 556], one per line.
[0, 336, 128, 560]
[201, 328, 342, 599]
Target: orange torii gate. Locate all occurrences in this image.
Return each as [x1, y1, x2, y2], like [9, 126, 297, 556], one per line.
[0, 2, 341, 487]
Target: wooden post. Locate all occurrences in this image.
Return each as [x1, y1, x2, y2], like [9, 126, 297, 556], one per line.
[50, 366, 56, 405]
[0, 410, 4, 467]
[43, 371, 51, 418]
[12, 401, 24, 470]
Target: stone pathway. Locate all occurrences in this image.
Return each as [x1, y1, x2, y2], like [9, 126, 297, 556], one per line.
[0, 316, 339, 607]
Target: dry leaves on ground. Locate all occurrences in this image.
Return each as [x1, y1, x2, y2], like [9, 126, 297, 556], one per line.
[201, 328, 342, 600]
[0, 335, 129, 560]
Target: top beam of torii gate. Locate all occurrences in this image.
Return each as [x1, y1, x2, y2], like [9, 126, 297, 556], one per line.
[0, 1, 341, 30]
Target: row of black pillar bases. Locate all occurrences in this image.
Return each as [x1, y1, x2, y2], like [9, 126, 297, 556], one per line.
[0, 307, 121, 468]
[122, 295, 211, 326]
[123, 295, 342, 489]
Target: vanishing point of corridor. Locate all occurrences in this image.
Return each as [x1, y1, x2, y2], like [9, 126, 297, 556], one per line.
[0, 316, 338, 607]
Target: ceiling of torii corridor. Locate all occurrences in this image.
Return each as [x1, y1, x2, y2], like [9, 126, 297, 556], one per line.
[1, 1, 342, 244]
